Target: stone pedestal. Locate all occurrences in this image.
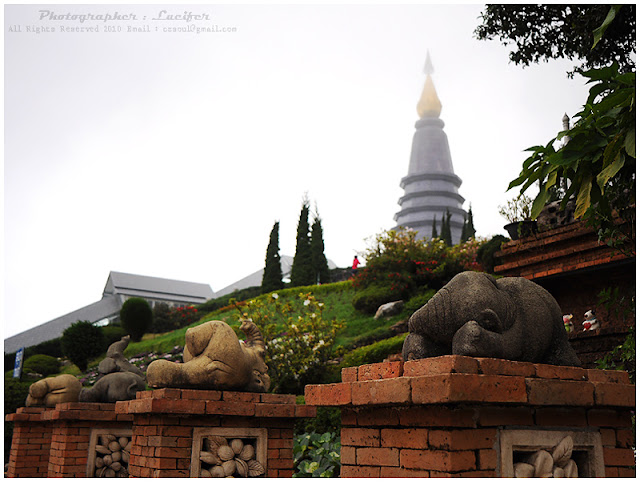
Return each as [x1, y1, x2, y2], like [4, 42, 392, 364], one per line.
[116, 388, 316, 478]
[6, 407, 53, 477]
[305, 356, 635, 478]
[41, 402, 134, 477]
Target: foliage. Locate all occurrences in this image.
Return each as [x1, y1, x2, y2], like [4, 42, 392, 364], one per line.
[293, 432, 341, 478]
[340, 333, 408, 368]
[197, 286, 262, 315]
[498, 195, 533, 223]
[474, 4, 636, 78]
[476, 235, 509, 273]
[352, 228, 485, 313]
[431, 216, 438, 239]
[236, 292, 344, 394]
[151, 302, 174, 333]
[404, 288, 436, 314]
[23, 354, 60, 377]
[101, 324, 128, 347]
[120, 297, 153, 342]
[461, 205, 476, 242]
[441, 210, 452, 246]
[5, 372, 32, 463]
[596, 326, 635, 384]
[26, 337, 63, 359]
[291, 197, 315, 287]
[262, 221, 285, 294]
[61, 320, 105, 372]
[311, 213, 330, 285]
[351, 284, 401, 315]
[510, 64, 635, 255]
[295, 402, 341, 437]
[597, 286, 635, 325]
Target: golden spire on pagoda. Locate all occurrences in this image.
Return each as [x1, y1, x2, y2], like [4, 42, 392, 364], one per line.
[416, 51, 442, 118]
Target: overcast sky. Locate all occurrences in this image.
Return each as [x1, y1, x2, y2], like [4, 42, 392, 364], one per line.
[4, 3, 591, 340]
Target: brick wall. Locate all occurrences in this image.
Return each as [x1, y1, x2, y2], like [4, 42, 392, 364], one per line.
[5, 407, 52, 478]
[116, 388, 316, 478]
[306, 357, 635, 477]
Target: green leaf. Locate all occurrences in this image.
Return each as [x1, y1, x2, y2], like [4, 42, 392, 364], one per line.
[624, 128, 635, 158]
[531, 188, 549, 220]
[592, 4, 620, 48]
[574, 176, 593, 218]
[596, 154, 625, 190]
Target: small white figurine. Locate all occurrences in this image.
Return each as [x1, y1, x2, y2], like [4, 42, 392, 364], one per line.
[563, 314, 574, 333]
[582, 310, 600, 331]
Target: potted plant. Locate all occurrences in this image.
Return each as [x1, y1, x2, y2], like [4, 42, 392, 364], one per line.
[499, 195, 538, 240]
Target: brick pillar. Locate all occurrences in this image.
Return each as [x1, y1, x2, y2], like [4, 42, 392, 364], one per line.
[117, 388, 316, 478]
[42, 402, 133, 477]
[305, 356, 635, 478]
[5, 407, 53, 477]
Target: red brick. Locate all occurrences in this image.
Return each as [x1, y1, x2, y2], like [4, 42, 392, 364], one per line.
[205, 400, 255, 416]
[222, 391, 260, 403]
[160, 426, 192, 437]
[535, 408, 587, 426]
[341, 427, 380, 447]
[400, 448, 476, 472]
[358, 361, 403, 381]
[340, 465, 381, 477]
[255, 403, 295, 418]
[398, 406, 476, 427]
[618, 467, 636, 477]
[352, 377, 411, 405]
[476, 357, 535, 377]
[341, 409, 357, 426]
[268, 458, 291, 469]
[304, 383, 351, 406]
[267, 448, 279, 458]
[587, 369, 630, 384]
[342, 366, 358, 383]
[412, 374, 526, 404]
[603, 447, 636, 466]
[429, 428, 496, 450]
[453, 470, 496, 477]
[357, 447, 400, 466]
[261, 393, 296, 404]
[404, 355, 479, 377]
[357, 407, 400, 426]
[594, 382, 635, 407]
[526, 378, 594, 406]
[179, 389, 222, 400]
[153, 469, 190, 477]
[341, 445, 356, 465]
[294, 405, 317, 418]
[587, 409, 633, 427]
[278, 469, 294, 477]
[599, 428, 616, 446]
[534, 364, 587, 380]
[149, 388, 182, 399]
[153, 398, 206, 413]
[279, 448, 293, 459]
[154, 447, 190, 458]
[381, 428, 428, 449]
[267, 438, 293, 449]
[616, 428, 635, 448]
[149, 457, 177, 469]
[477, 449, 497, 470]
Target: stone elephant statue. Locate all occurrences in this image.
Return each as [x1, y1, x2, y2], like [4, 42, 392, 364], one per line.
[79, 372, 146, 403]
[402, 271, 581, 366]
[146, 319, 271, 392]
[26, 374, 82, 407]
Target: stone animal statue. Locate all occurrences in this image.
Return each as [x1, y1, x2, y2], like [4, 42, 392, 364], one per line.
[26, 374, 82, 407]
[402, 271, 581, 366]
[146, 319, 270, 392]
[582, 309, 600, 331]
[97, 335, 144, 379]
[79, 372, 146, 403]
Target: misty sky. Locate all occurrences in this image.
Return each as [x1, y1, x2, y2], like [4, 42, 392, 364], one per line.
[4, 3, 591, 340]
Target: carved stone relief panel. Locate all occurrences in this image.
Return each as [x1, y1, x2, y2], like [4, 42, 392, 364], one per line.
[86, 428, 133, 477]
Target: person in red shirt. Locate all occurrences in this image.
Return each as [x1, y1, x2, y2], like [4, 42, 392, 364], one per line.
[351, 255, 361, 277]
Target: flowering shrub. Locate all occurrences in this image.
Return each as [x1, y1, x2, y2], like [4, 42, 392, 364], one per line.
[352, 228, 487, 313]
[152, 304, 200, 333]
[234, 292, 344, 394]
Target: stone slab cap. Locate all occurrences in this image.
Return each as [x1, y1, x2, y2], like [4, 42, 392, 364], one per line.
[115, 388, 315, 418]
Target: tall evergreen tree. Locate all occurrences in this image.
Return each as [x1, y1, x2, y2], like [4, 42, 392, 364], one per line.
[441, 209, 453, 246]
[310, 210, 330, 284]
[290, 197, 315, 287]
[261, 221, 284, 294]
[461, 205, 476, 242]
[431, 215, 438, 239]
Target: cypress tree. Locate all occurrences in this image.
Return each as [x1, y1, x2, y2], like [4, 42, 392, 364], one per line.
[461, 205, 476, 243]
[431, 215, 438, 239]
[261, 221, 284, 293]
[290, 197, 315, 287]
[441, 209, 452, 246]
[310, 210, 330, 284]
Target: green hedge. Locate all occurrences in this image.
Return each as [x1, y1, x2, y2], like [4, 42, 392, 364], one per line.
[23, 354, 60, 377]
[351, 284, 399, 315]
[341, 333, 408, 368]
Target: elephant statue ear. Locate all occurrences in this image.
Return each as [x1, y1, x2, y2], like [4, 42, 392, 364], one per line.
[476, 308, 504, 334]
